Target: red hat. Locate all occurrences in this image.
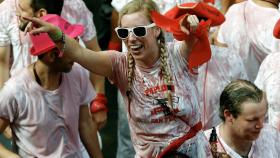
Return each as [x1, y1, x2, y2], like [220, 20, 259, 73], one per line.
[274, 18, 280, 39]
[30, 14, 84, 56]
[151, 2, 225, 71]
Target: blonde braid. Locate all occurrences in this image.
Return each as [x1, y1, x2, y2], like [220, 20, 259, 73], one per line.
[126, 51, 135, 116]
[158, 33, 174, 110]
[126, 52, 135, 96]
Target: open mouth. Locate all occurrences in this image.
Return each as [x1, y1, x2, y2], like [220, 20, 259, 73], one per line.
[130, 45, 143, 52]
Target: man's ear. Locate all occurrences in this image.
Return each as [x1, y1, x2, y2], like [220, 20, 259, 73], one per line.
[224, 109, 234, 123]
[35, 8, 47, 18]
[43, 51, 56, 63]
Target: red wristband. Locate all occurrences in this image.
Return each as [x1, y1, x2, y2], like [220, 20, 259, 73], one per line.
[90, 93, 108, 113]
[108, 40, 121, 51]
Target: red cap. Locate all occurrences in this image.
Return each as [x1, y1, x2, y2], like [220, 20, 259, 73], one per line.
[274, 18, 280, 39]
[30, 14, 84, 56]
[151, 2, 225, 71]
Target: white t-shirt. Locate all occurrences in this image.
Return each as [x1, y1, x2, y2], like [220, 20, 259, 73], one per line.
[108, 41, 212, 158]
[0, 0, 97, 75]
[217, 0, 280, 81]
[255, 53, 280, 130]
[196, 45, 248, 130]
[204, 124, 280, 158]
[0, 64, 95, 158]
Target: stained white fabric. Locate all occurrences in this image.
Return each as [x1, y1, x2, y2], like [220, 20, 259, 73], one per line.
[217, 0, 280, 81]
[108, 41, 212, 158]
[197, 45, 249, 130]
[0, 64, 95, 158]
[255, 53, 280, 130]
[0, 0, 36, 75]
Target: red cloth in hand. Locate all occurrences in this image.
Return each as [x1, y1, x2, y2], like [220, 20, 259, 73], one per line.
[150, 2, 224, 71]
[90, 93, 108, 113]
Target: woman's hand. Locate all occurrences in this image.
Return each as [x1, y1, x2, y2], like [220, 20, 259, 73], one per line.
[180, 14, 199, 35]
[22, 16, 61, 38]
[179, 15, 200, 61]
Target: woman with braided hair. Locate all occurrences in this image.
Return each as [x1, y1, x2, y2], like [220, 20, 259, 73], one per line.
[24, 0, 213, 157]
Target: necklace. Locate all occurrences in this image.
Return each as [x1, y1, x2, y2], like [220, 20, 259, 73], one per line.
[33, 62, 62, 86]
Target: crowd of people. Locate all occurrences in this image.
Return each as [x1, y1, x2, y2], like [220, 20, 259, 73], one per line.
[1, 0, 280, 157]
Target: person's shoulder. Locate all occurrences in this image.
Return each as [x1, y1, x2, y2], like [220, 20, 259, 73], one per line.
[68, 63, 88, 76]
[63, 0, 88, 11]
[0, 0, 14, 11]
[254, 124, 280, 158]
[262, 53, 280, 67]
[255, 124, 280, 146]
[0, 0, 15, 25]
[1, 68, 30, 94]
[259, 124, 279, 135]
[109, 51, 127, 60]
[225, 1, 245, 15]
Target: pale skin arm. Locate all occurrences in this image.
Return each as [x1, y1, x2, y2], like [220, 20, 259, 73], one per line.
[0, 45, 10, 88]
[0, 45, 13, 139]
[79, 106, 103, 158]
[84, 37, 107, 130]
[25, 16, 201, 74]
[62, 37, 113, 78]
[84, 37, 105, 94]
[0, 118, 19, 158]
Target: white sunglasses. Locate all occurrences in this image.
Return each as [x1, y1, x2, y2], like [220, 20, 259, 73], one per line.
[115, 23, 156, 39]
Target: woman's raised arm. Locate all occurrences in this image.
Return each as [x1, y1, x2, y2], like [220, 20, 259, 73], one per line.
[25, 16, 113, 78]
